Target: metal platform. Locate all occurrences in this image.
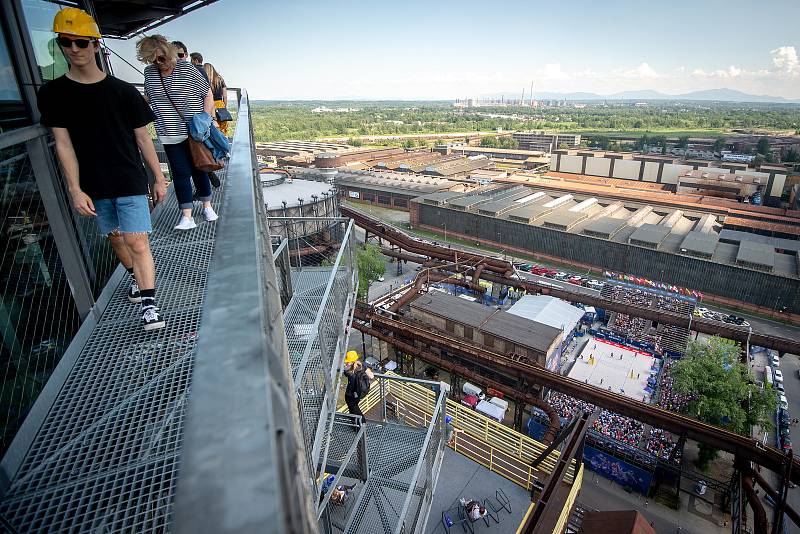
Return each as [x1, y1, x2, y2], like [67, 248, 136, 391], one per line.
[0, 176, 226, 532]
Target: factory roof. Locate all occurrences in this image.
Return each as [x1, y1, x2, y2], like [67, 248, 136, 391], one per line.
[736, 240, 776, 270]
[334, 170, 455, 195]
[628, 224, 672, 248]
[410, 292, 562, 354]
[418, 191, 467, 205]
[411, 183, 800, 279]
[679, 231, 720, 257]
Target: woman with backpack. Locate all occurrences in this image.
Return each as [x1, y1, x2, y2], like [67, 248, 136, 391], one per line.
[344, 360, 374, 420]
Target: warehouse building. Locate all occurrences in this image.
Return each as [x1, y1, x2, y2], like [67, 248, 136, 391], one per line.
[507, 295, 585, 372]
[513, 131, 582, 152]
[549, 150, 788, 206]
[410, 185, 800, 314]
[333, 169, 462, 211]
[409, 292, 563, 367]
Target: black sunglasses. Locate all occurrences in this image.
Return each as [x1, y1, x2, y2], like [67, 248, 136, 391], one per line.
[155, 56, 168, 64]
[177, 52, 186, 58]
[57, 36, 95, 49]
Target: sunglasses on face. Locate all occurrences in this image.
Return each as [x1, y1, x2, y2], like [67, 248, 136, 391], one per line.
[155, 56, 168, 64]
[177, 52, 186, 59]
[57, 36, 94, 49]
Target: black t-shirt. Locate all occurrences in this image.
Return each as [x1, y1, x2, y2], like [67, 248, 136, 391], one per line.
[37, 74, 156, 200]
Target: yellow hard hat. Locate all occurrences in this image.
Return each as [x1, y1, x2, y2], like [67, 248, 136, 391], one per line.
[345, 351, 359, 364]
[53, 7, 101, 39]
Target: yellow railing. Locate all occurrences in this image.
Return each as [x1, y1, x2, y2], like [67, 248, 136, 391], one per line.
[338, 372, 568, 489]
[554, 464, 583, 533]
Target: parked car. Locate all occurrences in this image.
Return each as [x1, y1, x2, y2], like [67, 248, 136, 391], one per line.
[568, 275, 583, 285]
[554, 272, 569, 281]
[695, 480, 707, 496]
[775, 370, 784, 383]
[772, 354, 781, 367]
[586, 280, 604, 290]
[780, 395, 789, 410]
[377, 276, 385, 282]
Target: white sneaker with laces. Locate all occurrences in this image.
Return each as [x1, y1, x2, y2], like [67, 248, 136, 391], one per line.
[142, 307, 165, 331]
[174, 216, 197, 231]
[202, 206, 219, 222]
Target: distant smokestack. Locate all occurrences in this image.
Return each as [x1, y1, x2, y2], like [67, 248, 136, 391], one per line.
[529, 81, 534, 106]
[521, 87, 525, 106]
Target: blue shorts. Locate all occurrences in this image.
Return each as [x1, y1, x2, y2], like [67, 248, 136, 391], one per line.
[94, 195, 152, 235]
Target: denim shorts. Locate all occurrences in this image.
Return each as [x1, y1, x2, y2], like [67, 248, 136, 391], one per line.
[94, 195, 152, 235]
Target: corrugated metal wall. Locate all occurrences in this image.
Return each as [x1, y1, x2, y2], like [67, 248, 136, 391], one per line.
[417, 204, 800, 314]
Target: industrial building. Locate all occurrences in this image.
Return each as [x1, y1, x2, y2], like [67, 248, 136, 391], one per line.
[549, 149, 789, 206]
[434, 144, 548, 161]
[255, 140, 352, 165]
[506, 295, 585, 371]
[409, 291, 564, 367]
[410, 184, 800, 314]
[513, 131, 582, 152]
[333, 169, 462, 210]
[258, 171, 339, 252]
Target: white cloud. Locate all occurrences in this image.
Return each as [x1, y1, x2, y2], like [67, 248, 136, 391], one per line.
[539, 63, 569, 80]
[771, 46, 800, 77]
[632, 62, 658, 79]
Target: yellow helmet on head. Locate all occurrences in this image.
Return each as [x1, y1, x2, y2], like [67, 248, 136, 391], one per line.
[53, 7, 101, 39]
[345, 351, 359, 365]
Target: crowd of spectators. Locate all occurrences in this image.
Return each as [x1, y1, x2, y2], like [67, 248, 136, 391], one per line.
[592, 410, 644, 446]
[608, 313, 663, 350]
[645, 428, 680, 462]
[549, 392, 594, 420]
[655, 358, 694, 413]
[603, 284, 694, 315]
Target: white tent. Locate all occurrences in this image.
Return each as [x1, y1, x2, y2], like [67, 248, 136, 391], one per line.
[506, 295, 584, 333]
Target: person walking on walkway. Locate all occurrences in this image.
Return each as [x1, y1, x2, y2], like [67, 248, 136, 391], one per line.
[138, 35, 218, 231]
[344, 360, 374, 420]
[39, 8, 166, 331]
[203, 62, 230, 135]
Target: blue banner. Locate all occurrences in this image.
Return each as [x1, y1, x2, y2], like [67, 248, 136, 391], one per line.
[583, 445, 653, 494]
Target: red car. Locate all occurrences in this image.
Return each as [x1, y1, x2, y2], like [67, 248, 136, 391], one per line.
[461, 394, 479, 409]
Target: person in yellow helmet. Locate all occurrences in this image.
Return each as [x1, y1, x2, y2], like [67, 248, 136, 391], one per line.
[38, 7, 168, 331]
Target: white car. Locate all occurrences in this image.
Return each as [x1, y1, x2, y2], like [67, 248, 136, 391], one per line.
[774, 370, 784, 383]
[772, 355, 781, 367]
[377, 276, 385, 282]
[780, 395, 789, 411]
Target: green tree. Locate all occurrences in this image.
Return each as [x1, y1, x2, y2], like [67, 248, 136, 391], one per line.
[347, 138, 363, 147]
[671, 337, 776, 470]
[756, 137, 771, 156]
[676, 135, 690, 148]
[784, 148, 799, 162]
[557, 142, 569, 150]
[356, 244, 386, 301]
[712, 138, 726, 152]
[480, 136, 498, 148]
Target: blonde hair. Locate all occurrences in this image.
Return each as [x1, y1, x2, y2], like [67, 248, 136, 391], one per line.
[203, 62, 226, 92]
[136, 35, 176, 64]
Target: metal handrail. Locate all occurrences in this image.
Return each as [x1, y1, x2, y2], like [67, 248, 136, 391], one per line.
[173, 89, 316, 534]
[395, 386, 445, 534]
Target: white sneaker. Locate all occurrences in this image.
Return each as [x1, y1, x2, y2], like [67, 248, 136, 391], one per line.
[174, 216, 197, 231]
[202, 206, 219, 222]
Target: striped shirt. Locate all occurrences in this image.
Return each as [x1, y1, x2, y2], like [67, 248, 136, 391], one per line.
[144, 60, 210, 143]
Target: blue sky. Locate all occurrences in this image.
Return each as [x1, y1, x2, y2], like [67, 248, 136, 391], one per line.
[105, 0, 800, 100]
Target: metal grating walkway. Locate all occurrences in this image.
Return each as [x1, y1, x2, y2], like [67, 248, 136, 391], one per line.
[0, 175, 226, 532]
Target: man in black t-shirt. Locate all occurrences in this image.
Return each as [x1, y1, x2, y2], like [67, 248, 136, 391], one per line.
[39, 7, 168, 332]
